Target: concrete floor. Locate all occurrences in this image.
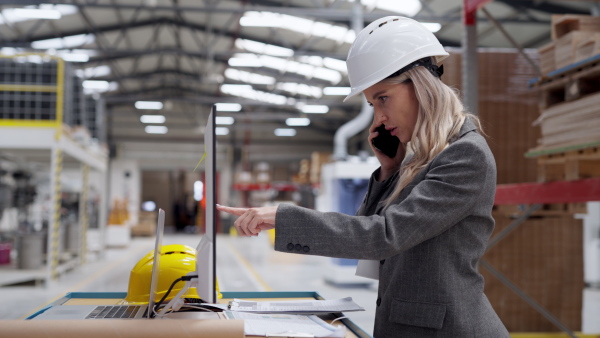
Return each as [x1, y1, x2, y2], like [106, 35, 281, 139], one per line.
[0, 232, 378, 335]
[1, 232, 600, 336]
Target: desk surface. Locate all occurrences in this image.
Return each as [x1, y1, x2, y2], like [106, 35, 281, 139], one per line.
[28, 291, 371, 338]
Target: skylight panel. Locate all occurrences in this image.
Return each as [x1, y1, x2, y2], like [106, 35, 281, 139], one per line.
[220, 84, 291, 105]
[276, 83, 322, 98]
[235, 38, 294, 57]
[0, 4, 77, 25]
[224, 68, 276, 85]
[31, 34, 94, 49]
[240, 11, 354, 45]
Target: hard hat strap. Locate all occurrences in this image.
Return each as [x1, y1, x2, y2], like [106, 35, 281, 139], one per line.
[386, 57, 444, 80]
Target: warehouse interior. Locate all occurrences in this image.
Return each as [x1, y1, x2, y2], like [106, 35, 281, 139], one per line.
[1, 0, 600, 336]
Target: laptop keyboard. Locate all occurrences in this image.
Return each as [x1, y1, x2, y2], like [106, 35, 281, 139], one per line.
[86, 305, 144, 319]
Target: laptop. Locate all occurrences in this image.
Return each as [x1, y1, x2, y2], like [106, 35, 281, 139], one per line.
[33, 209, 166, 320]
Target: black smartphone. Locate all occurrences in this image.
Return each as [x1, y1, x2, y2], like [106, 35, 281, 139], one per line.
[372, 124, 400, 158]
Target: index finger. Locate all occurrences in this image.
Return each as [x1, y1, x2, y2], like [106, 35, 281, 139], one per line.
[216, 205, 249, 216]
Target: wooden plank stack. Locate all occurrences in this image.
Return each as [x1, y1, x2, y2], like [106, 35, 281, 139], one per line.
[531, 14, 600, 182]
[540, 14, 600, 74]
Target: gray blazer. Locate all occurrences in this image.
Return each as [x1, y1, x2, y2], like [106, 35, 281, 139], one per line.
[274, 118, 509, 337]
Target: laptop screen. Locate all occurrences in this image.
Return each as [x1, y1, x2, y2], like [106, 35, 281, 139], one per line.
[147, 208, 165, 317]
[195, 106, 217, 303]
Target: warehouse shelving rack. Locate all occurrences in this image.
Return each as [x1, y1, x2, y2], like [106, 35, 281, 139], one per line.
[0, 53, 108, 287]
[490, 52, 600, 336]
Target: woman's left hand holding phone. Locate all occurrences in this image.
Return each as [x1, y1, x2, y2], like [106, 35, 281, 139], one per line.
[216, 205, 278, 236]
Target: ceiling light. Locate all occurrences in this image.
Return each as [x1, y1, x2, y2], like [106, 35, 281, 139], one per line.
[216, 127, 230, 135]
[301, 105, 329, 114]
[145, 126, 168, 134]
[323, 87, 351, 95]
[220, 84, 253, 93]
[375, 0, 422, 16]
[239, 15, 282, 27]
[350, 0, 422, 16]
[13, 8, 62, 20]
[221, 84, 289, 105]
[135, 101, 163, 110]
[60, 53, 89, 62]
[31, 33, 94, 49]
[276, 83, 322, 98]
[274, 128, 296, 137]
[286, 118, 310, 126]
[140, 115, 165, 124]
[75, 65, 111, 79]
[258, 55, 342, 84]
[421, 22, 442, 33]
[228, 57, 262, 67]
[216, 116, 235, 125]
[82, 80, 110, 90]
[216, 103, 242, 112]
[241, 11, 356, 45]
[224, 68, 275, 85]
[0, 5, 76, 25]
[235, 38, 294, 57]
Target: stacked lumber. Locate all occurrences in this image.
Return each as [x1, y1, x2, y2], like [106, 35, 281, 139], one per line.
[535, 91, 600, 149]
[539, 15, 600, 74]
[530, 15, 600, 181]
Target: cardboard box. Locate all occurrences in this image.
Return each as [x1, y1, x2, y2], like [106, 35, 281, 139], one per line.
[552, 14, 600, 40]
[131, 221, 156, 237]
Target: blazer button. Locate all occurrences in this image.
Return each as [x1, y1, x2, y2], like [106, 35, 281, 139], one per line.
[380, 259, 385, 265]
[295, 244, 302, 251]
[376, 298, 381, 306]
[303, 246, 309, 253]
[287, 243, 294, 251]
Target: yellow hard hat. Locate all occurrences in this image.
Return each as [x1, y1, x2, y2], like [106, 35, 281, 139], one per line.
[124, 244, 222, 304]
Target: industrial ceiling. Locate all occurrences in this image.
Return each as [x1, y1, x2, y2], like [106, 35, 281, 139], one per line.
[0, 0, 595, 167]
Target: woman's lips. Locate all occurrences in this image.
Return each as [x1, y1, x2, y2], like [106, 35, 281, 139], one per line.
[387, 127, 398, 136]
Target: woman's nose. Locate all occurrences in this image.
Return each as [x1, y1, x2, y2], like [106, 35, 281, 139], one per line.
[374, 110, 387, 124]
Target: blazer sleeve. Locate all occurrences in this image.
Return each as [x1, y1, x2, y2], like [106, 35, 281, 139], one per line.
[355, 168, 399, 216]
[274, 139, 491, 260]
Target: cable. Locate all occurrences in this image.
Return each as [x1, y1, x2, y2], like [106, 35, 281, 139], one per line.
[152, 274, 198, 317]
[330, 316, 347, 324]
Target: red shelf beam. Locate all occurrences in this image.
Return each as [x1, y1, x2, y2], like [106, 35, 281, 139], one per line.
[233, 183, 297, 192]
[495, 177, 600, 205]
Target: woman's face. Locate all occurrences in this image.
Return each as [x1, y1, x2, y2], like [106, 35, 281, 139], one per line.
[364, 80, 419, 144]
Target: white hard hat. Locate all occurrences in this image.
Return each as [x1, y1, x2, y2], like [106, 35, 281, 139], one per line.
[344, 16, 449, 102]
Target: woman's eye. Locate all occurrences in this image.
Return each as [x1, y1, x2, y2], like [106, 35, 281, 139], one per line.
[367, 102, 373, 107]
[379, 96, 387, 103]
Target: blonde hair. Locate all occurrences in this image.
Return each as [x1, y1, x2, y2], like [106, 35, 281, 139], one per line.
[381, 66, 482, 207]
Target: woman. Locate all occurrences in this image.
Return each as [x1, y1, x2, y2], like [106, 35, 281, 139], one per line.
[218, 16, 509, 337]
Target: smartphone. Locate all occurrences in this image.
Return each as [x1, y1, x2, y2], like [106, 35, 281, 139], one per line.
[372, 124, 400, 158]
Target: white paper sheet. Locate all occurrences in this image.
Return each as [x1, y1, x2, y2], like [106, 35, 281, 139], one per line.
[225, 311, 345, 337]
[227, 297, 364, 314]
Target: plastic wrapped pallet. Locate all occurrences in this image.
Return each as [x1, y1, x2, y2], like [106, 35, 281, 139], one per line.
[483, 213, 584, 332]
[442, 48, 540, 184]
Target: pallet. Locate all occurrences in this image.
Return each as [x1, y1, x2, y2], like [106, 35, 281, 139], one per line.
[528, 145, 600, 182]
[537, 56, 600, 109]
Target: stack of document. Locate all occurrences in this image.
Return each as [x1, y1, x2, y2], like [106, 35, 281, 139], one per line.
[228, 297, 364, 314]
[226, 297, 364, 337]
[225, 312, 346, 337]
